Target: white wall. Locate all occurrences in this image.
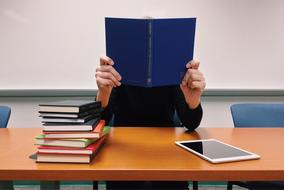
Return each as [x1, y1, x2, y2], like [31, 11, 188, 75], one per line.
[1, 96, 284, 128]
[1, 1, 284, 128]
[1, 0, 284, 90]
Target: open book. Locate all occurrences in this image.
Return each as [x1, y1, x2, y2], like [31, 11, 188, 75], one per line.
[105, 17, 196, 87]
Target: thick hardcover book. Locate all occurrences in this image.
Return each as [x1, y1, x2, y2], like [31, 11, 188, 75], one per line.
[39, 100, 101, 113]
[41, 113, 99, 124]
[36, 136, 106, 163]
[41, 126, 110, 139]
[37, 153, 93, 163]
[42, 118, 100, 132]
[42, 121, 109, 139]
[105, 17, 196, 87]
[35, 135, 98, 148]
[39, 108, 101, 118]
[38, 136, 106, 155]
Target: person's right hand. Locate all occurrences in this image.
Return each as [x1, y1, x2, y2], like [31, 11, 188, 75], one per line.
[95, 56, 121, 106]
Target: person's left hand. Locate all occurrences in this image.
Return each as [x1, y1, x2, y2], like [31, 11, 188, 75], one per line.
[180, 60, 206, 109]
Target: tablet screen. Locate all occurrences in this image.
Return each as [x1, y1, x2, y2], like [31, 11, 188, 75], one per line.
[176, 139, 260, 163]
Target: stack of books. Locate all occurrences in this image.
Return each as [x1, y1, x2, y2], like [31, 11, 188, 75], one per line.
[39, 100, 102, 127]
[35, 100, 109, 163]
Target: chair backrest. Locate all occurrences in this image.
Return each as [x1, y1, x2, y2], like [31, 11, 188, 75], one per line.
[0, 106, 11, 128]
[230, 103, 284, 128]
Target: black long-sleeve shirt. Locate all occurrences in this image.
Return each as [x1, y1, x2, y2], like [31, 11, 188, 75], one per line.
[101, 84, 203, 131]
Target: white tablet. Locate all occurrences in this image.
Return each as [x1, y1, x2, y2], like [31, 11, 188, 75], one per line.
[175, 139, 260, 163]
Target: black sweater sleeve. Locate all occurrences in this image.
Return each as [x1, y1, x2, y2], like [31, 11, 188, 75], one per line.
[173, 86, 203, 131]
[100, 89, 115, 125]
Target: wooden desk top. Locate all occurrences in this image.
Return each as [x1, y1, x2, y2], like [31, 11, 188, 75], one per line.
[0, 127, 284, 181]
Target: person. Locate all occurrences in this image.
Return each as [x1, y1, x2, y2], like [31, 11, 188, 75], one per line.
[95, 56, 206, 190]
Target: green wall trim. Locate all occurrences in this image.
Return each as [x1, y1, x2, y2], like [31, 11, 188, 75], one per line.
[0, 89, 284, 97]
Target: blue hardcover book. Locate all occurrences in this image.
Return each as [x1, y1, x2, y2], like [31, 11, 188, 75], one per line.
[105, 17, 196, 87]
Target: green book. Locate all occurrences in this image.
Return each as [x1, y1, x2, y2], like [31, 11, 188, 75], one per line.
[35, 134, 97, 148]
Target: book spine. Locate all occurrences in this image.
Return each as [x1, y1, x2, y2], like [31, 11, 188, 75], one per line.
[147, 19, 153, 87]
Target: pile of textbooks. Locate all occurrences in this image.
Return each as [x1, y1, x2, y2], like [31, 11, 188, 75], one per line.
[35, 100, 109, 163]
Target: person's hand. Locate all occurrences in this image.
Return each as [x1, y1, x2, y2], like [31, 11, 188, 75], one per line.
[180, 60, 206, 109]
[95, 56, 121, 107]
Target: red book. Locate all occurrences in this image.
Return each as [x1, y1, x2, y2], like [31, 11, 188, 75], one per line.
[36, 136, 106, 163]
[38, 136, 106, 154]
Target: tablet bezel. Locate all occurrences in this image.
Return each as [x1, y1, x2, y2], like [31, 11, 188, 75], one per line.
[175, 139, 260, 164]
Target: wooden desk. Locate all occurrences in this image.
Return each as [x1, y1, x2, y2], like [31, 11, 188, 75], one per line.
[0, 127, 284, 181]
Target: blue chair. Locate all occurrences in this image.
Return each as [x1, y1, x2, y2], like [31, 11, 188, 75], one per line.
[0, 106, 13, 190]
[0, 106, 11, 128]
[231, 103, 284, 128]
[0, 106, 76, 190]
[228, 103, 284, 190]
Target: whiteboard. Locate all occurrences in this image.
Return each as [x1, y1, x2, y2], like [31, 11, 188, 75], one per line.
[1, 0, 284, 90]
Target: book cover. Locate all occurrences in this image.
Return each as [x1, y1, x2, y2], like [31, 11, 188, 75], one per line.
[41, 113, 98, 124]
[39, 107, 101, 118]
[105, 17, 196, 87]
[42, 121, 110, 139]
[42, 118, 100, 132]
[35, 135, 98, 148]
[39, 100, 101, 113]
[36, 136, 106, 163]
[37, 153, 92, 163]
[38, 136, 106, 155]
[41, 126, 109, 139]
